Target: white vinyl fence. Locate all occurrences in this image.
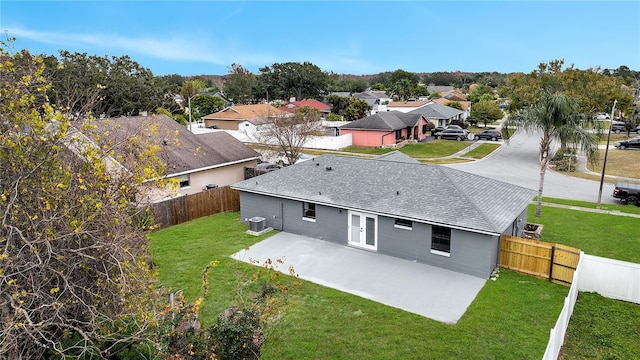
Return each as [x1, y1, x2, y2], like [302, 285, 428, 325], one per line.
[542, 252, 583, 360]
[577, 254, 640, 304]
[542, 253, 640, 359]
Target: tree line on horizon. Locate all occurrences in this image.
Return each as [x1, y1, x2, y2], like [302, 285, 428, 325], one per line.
[12, 41, 639, 123]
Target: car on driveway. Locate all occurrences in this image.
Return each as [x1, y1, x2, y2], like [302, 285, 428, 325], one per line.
[431, 124, 462, 135]
[434, 128, 470, 141]
[473, 129, 502, 141]
[613, 137, 640, 150]
[630, 125, 640, 134]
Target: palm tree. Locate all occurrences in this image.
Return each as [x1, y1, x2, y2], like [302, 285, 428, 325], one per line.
[503, 89, 601, 217]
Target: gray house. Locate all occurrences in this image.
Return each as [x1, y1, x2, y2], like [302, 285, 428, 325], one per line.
[231, 153, 536, 278]
[408, 102, 465, 128]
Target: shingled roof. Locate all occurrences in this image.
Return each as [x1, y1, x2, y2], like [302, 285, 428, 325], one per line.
[202, 104, 287, 121]
[339, 111, 423, 131]
[408, 102, 464, 120]
[232, 155, 536, 235]
[83, 114, 259, 177]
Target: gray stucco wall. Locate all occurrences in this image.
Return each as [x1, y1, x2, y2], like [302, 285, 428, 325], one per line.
[239, 191, 500, 278]
[239, 192, 347, 244]
[377, 217, 498, 278]
[502, 207, 528, 237]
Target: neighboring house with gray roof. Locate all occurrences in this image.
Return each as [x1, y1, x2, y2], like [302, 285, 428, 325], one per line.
[232, 155, 536, 278]
[409, 102, 465, 128]
[83, 114, 260, 201]
[374, 150, 420, 164]
[338, 111, 430, 147]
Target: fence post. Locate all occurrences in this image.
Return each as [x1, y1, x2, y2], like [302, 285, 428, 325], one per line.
[548, 245, 555, 282]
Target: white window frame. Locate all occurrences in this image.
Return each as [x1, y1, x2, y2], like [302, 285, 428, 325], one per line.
[302, 202, 316, 222]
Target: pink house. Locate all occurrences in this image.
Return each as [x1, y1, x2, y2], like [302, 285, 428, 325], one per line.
[339, 111, 430, 147]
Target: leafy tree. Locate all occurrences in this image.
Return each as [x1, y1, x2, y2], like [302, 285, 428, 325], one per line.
[325, 94, 351, 116]
[422, 72, 457, 86]
[498, 59, 634, 116]
[257, 106, 322, 166]
[503, 89, 600, 217]
[446, 101, 463, 110]
[467, 83, 495, 103]
[471, 100, 503, 127]
[370, 82, 386, 91]
[257, 62, 328, 101]
[327, 74, 367, 93]
[342, 98, 371, 121]
[1, 45, 162, 359]
[389, 78, 415, 101]
[223, 63, 257, 105]
[44, 51, 178, 118]
[181, 79, 207, 102]
[190, 93, 226, 120]
[388, 69, 420, 86]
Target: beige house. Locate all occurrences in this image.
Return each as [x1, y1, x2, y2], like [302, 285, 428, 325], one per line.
[202, 104, 289, 130]
[84, 114, 260, 202]
[386, 100, 431, 113]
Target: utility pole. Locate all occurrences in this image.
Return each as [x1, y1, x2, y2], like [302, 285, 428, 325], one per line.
[596, 99, 617, 209]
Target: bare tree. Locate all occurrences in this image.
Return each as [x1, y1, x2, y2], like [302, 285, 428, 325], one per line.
[257, 106, 322, 165]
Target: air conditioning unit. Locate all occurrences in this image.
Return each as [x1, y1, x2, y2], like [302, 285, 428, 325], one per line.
[248, 217, 266, 232]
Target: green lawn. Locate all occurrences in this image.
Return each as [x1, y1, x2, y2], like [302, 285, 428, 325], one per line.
[149, 212, 568, 359]
[528, 203, 640, 263]
[464, 143, 501, 159]
[560, 292, 640, 360]
[340, 141, 472, 159]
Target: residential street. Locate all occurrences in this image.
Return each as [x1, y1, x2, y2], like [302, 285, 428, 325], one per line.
[445, 130, 619, 205]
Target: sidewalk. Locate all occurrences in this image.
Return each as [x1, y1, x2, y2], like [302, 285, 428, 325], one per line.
[538, 201, 640, 218]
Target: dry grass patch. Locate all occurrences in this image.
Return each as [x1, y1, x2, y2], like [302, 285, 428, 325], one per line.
[587, 149, 640, 178]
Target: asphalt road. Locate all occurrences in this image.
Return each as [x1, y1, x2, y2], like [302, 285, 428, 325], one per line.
[445, 130, 619, 205]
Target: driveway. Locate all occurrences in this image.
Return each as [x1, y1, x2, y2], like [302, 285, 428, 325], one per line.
[231, 232, 486, 324]
[446, 130, 618, 205]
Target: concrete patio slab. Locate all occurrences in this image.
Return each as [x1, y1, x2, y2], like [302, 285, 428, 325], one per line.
[231, 232, 486, 323]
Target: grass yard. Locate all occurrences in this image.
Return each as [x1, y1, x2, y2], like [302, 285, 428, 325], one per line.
[149, 212, 568, 359]
[560, 292, 640, 359]
[540, 196, 640, 215]
[340, 141, 471, 159]
[589, 148, 640, 179]
[462, 143, 501, 159]
[528, 203, 640, 263]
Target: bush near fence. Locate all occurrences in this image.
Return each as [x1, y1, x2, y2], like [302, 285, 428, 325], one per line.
[144, 186, 240, 229]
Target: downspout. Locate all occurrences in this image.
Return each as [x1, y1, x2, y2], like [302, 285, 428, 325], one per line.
[381, 130, 396, 146]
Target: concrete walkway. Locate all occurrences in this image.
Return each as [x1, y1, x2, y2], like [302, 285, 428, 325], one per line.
[231, 232, 486, 324]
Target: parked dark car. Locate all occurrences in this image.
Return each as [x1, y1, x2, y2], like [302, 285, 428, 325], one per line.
[613, 182, 640, 206]
[434, 129, 470, 141]
[610, 121, 626, 133]
[431, 124, 462, 134]
[613, 137, 640, 150]
[629, 125, 640, 134]
[473, 129, 502, 141]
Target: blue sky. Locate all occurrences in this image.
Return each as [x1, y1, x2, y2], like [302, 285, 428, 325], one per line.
[2, 1, 639, 76]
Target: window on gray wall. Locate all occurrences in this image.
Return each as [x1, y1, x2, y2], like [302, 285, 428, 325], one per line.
[431, 226, 451, 254]
[303, 202, 316, 219]
[394, 218, 413, 229]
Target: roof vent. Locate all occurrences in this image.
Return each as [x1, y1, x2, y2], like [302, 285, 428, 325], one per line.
[325, 166, 332, 171]
[163, 138, 169, 145]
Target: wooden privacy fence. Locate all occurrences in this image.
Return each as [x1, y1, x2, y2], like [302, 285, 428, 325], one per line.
[145, 186, 240, 229]
[500, 235, 581, 286]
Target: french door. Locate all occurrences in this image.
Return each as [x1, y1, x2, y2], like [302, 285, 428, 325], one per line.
[348, 211, 377, 250]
